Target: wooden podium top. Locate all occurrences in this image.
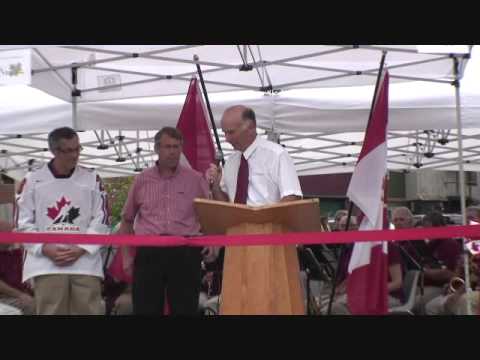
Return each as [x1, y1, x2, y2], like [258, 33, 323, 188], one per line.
[194, 198, 321, 235]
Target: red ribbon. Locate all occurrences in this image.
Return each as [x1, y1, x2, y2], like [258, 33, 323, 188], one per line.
[2, 224, 480, 247]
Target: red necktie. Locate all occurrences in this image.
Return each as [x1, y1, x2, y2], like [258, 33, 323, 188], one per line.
[234, 154, 249, 204]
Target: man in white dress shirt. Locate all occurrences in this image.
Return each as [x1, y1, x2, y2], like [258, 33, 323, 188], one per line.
[206, 105, 302, 205]
[204, 105, 304, 314]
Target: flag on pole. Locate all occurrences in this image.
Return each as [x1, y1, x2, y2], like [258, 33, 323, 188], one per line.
[346, 71, 390, 315]
[177, 77, 216, 174]
[159, 77, 216, 314]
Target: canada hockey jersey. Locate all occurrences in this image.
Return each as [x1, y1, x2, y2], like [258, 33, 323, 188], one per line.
[15, 164, 110, 282]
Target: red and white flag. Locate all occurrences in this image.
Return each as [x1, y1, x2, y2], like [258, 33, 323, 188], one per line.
[177, 77, 216, 173]
[170, 77, 216, 314]
[346, 71, 390, 315]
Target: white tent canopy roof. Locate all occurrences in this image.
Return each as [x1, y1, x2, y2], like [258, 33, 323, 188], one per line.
[0, 45, 477, 180]
[0, 45, 471, 102]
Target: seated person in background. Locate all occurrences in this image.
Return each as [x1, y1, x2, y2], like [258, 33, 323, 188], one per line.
[393, 207, 431, 270]
[393, 207, 462, 313]
[425, 252, 480, 315]
[0, 220, 35, 315]
[467, 205, 480, 224]
[198, 259, 223, 315]
[416, 211, 463, 310]
[0, 243, 35, 315]
[101, 223, 133, 315]
[103, 243, 133, 315]
[322, 215, 404, 314]
[333, 210, 348, 231]
[318, 214, 357, 314]
[327, 209, 349, 258]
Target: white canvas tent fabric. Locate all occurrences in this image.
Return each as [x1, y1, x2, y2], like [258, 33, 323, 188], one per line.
[0, 45, 477, 179]
[0, 45, 468, 102]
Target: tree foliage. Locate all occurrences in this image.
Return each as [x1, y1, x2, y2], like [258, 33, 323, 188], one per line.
[104, 176, 134, 227]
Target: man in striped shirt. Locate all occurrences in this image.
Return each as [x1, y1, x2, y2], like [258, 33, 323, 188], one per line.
[119, 127, 212, 315]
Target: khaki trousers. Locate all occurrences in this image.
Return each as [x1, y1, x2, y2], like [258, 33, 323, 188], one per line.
[34, 274, 104, 315]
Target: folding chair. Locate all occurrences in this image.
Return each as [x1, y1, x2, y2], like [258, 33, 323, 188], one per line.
[389, 270, 421, 315]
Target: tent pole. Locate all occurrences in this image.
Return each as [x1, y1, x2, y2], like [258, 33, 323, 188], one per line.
[453, 55, 472, 315]
[193, 55, 225, 165]
[71, 66, 80, 130]
[136, 129, 141, 171]
[72, 95, 78, 130]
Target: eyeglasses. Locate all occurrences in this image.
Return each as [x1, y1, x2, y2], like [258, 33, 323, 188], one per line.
[155, 143, 182, 150]
[56, 145, 83, 154]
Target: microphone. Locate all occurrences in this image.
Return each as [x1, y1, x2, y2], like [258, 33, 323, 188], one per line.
[214, 151, 223, 166]
[209, 151, 223, 190]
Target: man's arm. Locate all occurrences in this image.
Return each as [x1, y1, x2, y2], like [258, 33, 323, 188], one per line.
[424, 268, 456, 284]
[280, 195, 302, 202]
[116, 219, 135, 277]
[277, 151, 303, 201]
[0, 279, 34, 309]
[0, 279, 24, 298]
[0, 279, 27, 298]
[387, 263, 403, 293]
[117, 220, 135, 235]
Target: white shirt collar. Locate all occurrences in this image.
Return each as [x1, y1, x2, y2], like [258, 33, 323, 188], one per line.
[243, 136, 260, 160]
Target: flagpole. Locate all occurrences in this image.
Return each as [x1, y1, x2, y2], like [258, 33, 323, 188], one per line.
[193, 55, 225, 166]
[326, 51, 388, 315]
[71, 66, 80, 130]
[453, 55, 472, 315]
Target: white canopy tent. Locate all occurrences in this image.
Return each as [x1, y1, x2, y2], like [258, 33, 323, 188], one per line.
[0, 45, 469, 101]
[0, 45, 478, 179]
[0, 45, 477, 180]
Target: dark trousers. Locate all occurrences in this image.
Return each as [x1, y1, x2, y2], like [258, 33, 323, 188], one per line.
[132, 246, 202, 315]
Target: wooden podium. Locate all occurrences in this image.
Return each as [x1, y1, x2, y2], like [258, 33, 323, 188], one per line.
[194, 198, 322, 315]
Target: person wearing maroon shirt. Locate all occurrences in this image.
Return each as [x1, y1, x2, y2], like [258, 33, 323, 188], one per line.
[418, 211, 462, 309]
[324, 215, 404, 314]
[425, 252, 480, 315]
[466, 205, 480, 224]
[392, 207, 462, 313]
[118, 127, 214, 315]
[0, 220, 34, 315]
[392, 207, 429, 274]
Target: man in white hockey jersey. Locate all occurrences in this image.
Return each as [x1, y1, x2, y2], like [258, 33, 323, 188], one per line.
[16, 127, 110, 315]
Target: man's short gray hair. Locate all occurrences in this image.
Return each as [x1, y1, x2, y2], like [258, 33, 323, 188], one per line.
[48, 127, 78, 151]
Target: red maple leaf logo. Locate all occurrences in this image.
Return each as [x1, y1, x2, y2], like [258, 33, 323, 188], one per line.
[47, 196, 71, 220]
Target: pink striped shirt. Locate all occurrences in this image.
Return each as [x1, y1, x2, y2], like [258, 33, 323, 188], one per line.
[122, 164, 209, 237]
